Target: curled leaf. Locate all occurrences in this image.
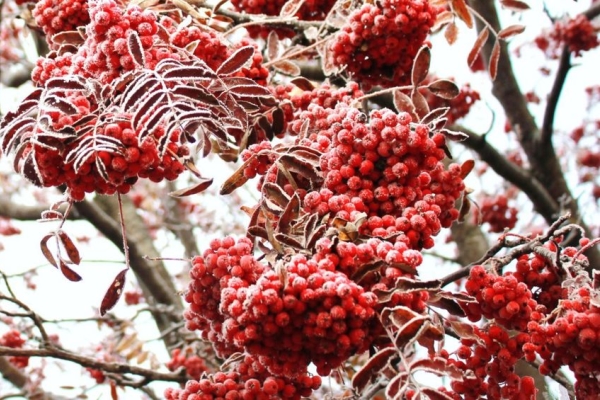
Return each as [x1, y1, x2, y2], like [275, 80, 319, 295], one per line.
[57, 229, 81, 265]
[169, 178, 213, 197]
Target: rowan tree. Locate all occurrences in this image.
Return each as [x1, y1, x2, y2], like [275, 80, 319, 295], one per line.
[0, 0, 599, 399]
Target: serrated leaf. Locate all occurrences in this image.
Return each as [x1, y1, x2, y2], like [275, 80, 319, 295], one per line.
[410, 357, 471, 380]
[127, 31, 145, 67]
[216, 46, 254, 76]
[498, 24, 526, 40]
[21, 150, 43, 186]
[452, 0, 473, 28]
[278, 153, 322, 185]
[229, 85, 273, 98]
[421, 107, 450, 126]
[374, 278, 442, 303]
[500, 0, 530, 10]
[169, 178, 213, 197]
[427, 79, 460, 99]
[100, 269, 128, 316]
[468, 27, 489, 68]
[262, 182, 291, 209]
[352, 347, 397, 393]
[274, 233, 304, 249]
[489, 40, 501, 80]
[45, 75, 87, 92]
[57, 229, 81, 264]
[411, 46, 431, 86]
[42, 95, 78, 115]
[386, 373, 409, 399]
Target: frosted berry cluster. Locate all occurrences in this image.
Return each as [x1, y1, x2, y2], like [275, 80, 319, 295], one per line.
[33, 0, 90, 38]
[463, 265, 537, 331]
[184, 237, 378, 381]
[0, 330, 29, 368]
[526, 284, 600, 398]
[29, 111, 187, 200]
[294, 104, 463, 249]
[329, 0, 438, 88]
[443, 324, 535, 400]
[165, 364, 321, 400]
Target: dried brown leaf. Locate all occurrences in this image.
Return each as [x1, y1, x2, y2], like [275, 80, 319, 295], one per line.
[352, 347, 397, 393]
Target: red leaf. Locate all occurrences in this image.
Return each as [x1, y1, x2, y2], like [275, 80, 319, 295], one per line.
[169, 178, 213, 197]
[100, 269, 128, 316]
[352, 347, 397, 393]
[393, 90, 417, 119]
[290, 77, 315, 91]
[59, 259, 82, 282]
[419, 388, 454, 400]
[489, 40, 501, 80]
[460, 159, 475, 179]
[411, 89, 430, 120]
[216, 46, 254, 76]
[57, 229, 81, 264]
[500, 0, 530, 10]
[280, 0, 303, 17]
[498, 24, 526, 40]
[40, 233, 58, 268]
[468, 27, 489, 68]
[229, 85, 273, 98]
[452, 0, 473, 28]
[427, 79, 460, 99]
[393, 316, 430, 348]
[433, 11, 453, 31]
[411, 46, 431, 86]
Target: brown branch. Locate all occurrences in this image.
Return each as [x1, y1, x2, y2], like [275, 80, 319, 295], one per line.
[0, 346, 188, 386]
[540, 3, 600, 145]
[454, 125, 559, 220]
[0, 195, 80, 220]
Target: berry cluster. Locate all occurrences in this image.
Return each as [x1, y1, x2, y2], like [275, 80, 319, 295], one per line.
[33, 0, 90, 38]
[184, 237, 378, 380]
[463, 265, 537, 331]
[443, 325, 536, 400]
[535, 15, 599, 59]
[31, 116, 187, 201]
[512, 248, 565, 311]
[165, 364, 321, 400]
[294, 104, 463, 250]
[0, 330, 29, 368]
[526, 285, 600, 398]
[478, 194, 518, 233]
[329, 0, 438, 88]
[166, 347, 208, 380]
